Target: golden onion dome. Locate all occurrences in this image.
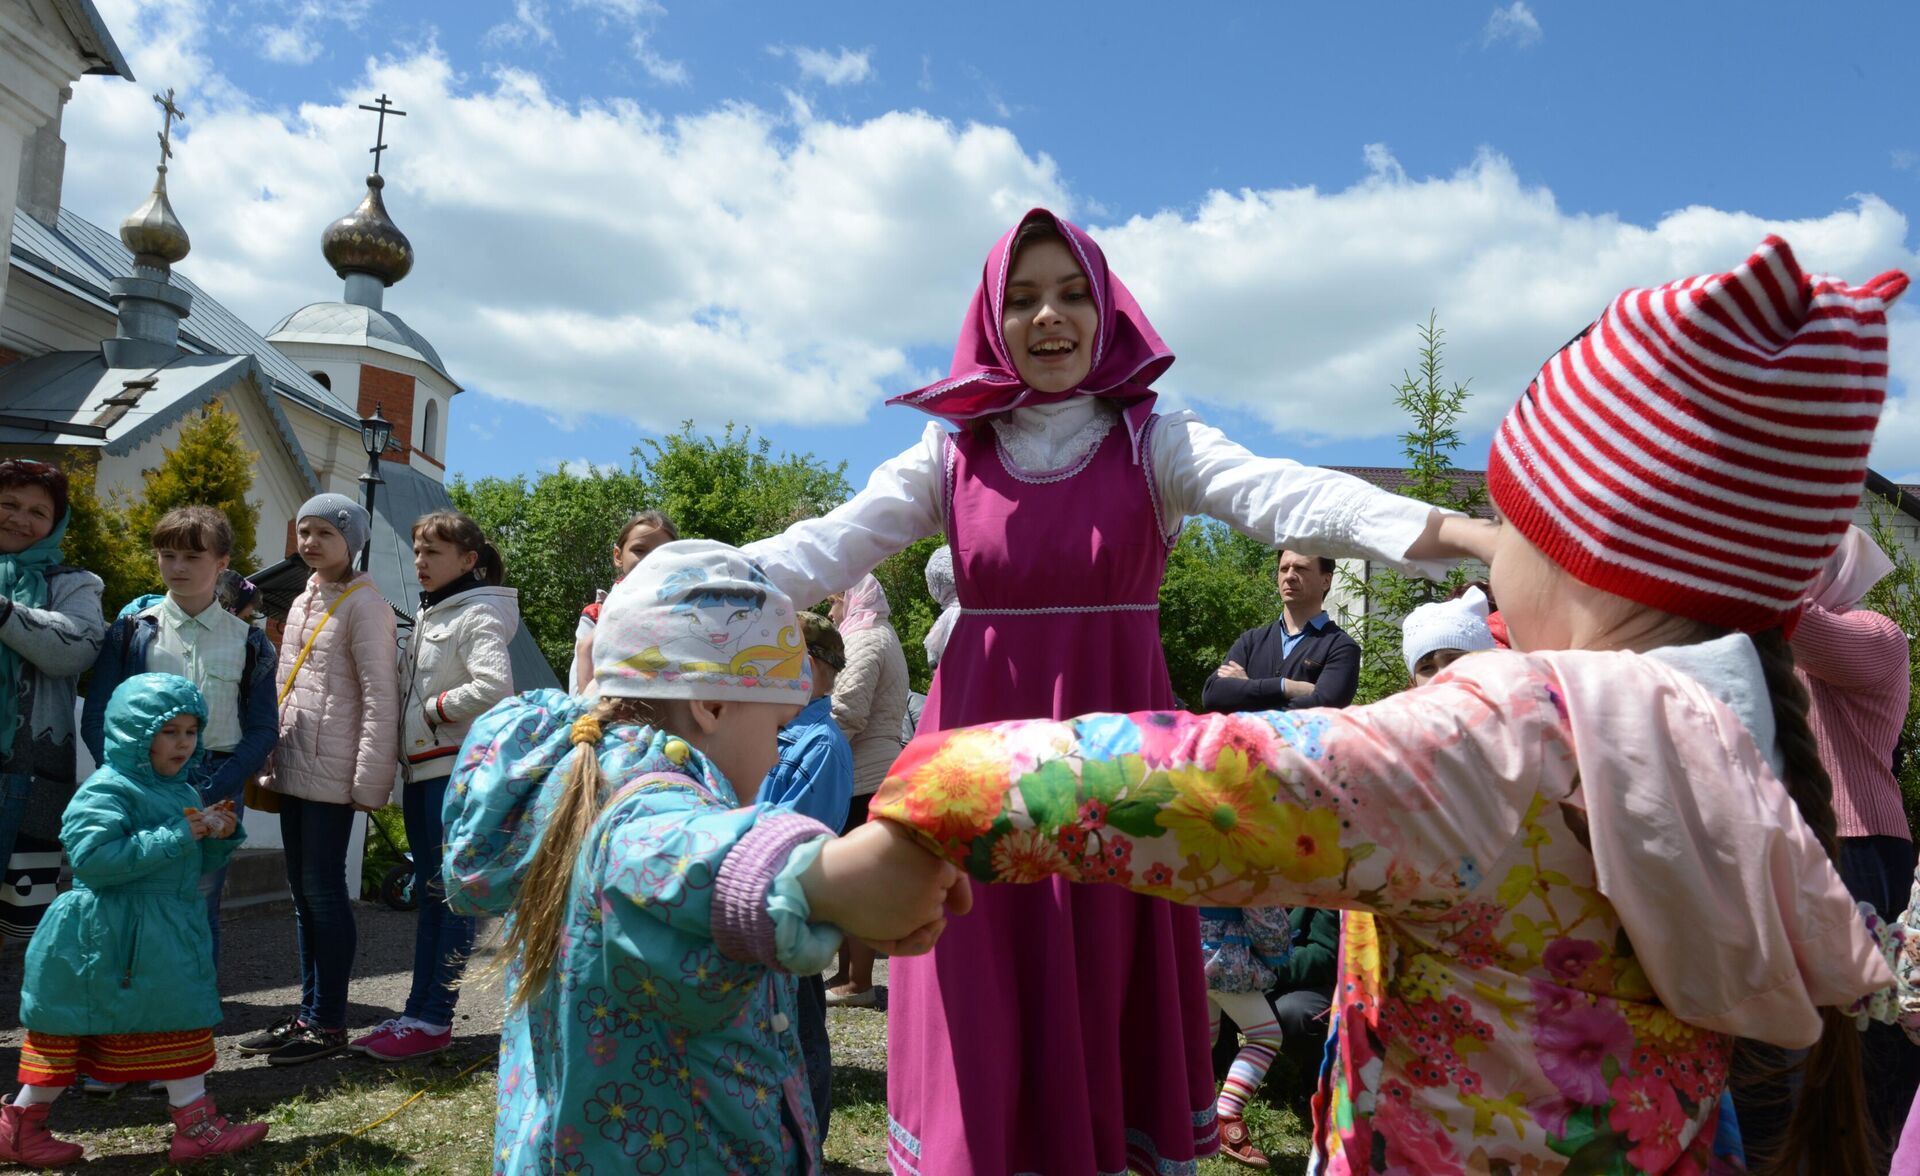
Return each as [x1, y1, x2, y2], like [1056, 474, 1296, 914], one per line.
[119, 164, 190, 267]
[321, 173, 413, 287]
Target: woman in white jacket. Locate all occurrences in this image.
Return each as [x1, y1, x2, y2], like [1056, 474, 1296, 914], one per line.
[825, 574, 910, 1007]
[354, 510, 518, 1062]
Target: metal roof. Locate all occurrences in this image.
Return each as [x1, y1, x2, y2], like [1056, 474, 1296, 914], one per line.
[49, 0, 133, 78]
[0, 348, 321, 488]
[9, 208, 361, 427]
[267, 301, 457, 387]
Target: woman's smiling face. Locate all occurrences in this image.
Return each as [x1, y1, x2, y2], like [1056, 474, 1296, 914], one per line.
[1003, 237, 1098, 394]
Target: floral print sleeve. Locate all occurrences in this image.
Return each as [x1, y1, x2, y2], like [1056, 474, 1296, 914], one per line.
[870, 650, 1577, 916]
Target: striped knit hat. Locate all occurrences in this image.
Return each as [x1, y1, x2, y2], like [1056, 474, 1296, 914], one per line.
[1487, 236, 1908, 634]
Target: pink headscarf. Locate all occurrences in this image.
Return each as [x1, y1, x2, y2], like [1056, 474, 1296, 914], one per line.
[834, 574, 891, 637]
[888, 208, 1174, 457]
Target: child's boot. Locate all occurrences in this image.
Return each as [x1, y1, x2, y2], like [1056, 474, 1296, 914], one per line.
[0, 1096, 86, 1167]
[167, 1096, 267, 1161]
[1217, 1113, 1270, 1169]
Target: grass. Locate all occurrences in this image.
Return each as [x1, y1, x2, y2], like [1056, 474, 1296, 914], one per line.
[55, 1009, 1311, 1173]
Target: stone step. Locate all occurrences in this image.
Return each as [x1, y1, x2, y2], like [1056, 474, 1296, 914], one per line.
[221, 847, 289, 909]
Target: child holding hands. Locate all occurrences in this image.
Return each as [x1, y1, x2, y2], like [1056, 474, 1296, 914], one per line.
[0, 673, 265, 1166]
[444, 540, 965, 1174]
[868, 240, 1905, 1174]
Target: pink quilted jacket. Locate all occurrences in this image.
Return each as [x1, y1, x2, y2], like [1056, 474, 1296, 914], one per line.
[271, 570, 400, 808]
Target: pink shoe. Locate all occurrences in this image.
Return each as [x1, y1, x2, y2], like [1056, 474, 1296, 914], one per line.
[168, 1096, 267, 1161]
[349, 1018, 404, 1055]
[362, 1023, 451, 1061]
[0, 1097, 86, 1168]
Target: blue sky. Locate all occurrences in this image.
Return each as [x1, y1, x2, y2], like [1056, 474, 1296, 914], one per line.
[58, 0, 1920, 485]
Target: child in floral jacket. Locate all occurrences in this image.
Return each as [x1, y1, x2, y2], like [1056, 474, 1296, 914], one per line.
[870, 240, 1905, 1176]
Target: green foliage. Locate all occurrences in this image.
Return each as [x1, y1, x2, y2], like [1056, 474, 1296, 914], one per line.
[1159, 522, 1282, 706]
[869, 535, 945, 694]
[54, 401, 263, 618]
[451, 423, 852, 678]
[1341, 314, 1485, 704]
[55, 457, 149, 614]
[127, 401, 261, 572]
[1861, 494, 1920, 831]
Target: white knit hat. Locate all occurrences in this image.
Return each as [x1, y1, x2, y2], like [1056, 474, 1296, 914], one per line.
[1401, 587, 1497, 676]
[593, 539, 812, 703]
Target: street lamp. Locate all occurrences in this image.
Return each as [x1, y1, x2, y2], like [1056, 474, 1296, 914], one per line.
[357, 403, 391, 571]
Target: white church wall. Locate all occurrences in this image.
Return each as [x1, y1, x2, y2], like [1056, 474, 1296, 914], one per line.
[0, 269, 113, 356]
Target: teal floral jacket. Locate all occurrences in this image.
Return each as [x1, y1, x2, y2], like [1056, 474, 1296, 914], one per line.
[443, 690, 835, 1176]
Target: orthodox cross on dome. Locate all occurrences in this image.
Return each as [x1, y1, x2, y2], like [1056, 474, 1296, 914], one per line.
[358, 93, 407, 175]
[152, 88, 185, 167]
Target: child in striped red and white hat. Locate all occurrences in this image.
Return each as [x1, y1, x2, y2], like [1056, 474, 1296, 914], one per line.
[861, 236, 1908, 1175]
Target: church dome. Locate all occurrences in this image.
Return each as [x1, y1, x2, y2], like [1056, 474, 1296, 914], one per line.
[120, 165, 190, 267]
[321, 173, 413, 287]
[267, 301, 455, 385]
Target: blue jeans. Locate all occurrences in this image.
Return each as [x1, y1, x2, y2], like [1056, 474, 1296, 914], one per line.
[192, 754, 245, 963]
[400, 775, 475, 1027]
[279, 795, 358, 1030]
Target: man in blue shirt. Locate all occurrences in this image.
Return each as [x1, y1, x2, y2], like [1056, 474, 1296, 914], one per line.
[758, 611, 852, 1135]
[1201, 549, 1360, 712]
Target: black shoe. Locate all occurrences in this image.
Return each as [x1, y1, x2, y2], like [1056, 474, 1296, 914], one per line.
[266, 1025, 348, 1067]
[234, 1013, 303, 1056]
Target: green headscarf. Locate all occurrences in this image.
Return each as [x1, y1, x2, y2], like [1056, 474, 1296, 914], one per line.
[0, 504, 71, 758]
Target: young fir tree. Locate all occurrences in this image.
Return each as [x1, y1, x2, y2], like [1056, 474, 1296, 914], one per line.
[126, 400, 260, 573]
[55, 456, 149, 616]
[1341, 314, 1487, 704]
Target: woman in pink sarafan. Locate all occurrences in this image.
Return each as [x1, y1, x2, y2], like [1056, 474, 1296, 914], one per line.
[745, 209, 1490, 1175]
[867, 238, 1909, 1175]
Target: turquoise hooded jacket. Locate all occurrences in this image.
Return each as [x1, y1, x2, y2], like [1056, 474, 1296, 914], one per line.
[20, 672, 244, 1036]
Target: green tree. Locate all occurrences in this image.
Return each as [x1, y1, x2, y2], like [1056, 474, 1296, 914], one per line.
[55, 456, 148, 616]
[452, 424, 852, 678]
[1340, 314, 1486, 704]
[127, 400, 260, 572]
[1159, 522, 1281, 706]
[869, 535, 946, 694]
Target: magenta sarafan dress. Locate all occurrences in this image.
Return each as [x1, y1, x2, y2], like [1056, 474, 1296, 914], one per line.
[890, 414, 1217, 1175]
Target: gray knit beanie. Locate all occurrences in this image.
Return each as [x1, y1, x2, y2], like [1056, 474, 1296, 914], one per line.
[298, 492, 370, 555]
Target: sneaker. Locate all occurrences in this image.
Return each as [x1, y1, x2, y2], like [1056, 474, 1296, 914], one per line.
[266, 1025, 349, 1067]
[824, 985, 878, 1008]
[76, 1074, 125, 1097]
[1217, 1113, 1269, 1169]
[235, 1012, 304, 1055]
[362, 1023, 452, 1062]
[0, 1096, 87, 1168]
[167, 1095, 268, 1161]
[349, 1018, 404, 1055]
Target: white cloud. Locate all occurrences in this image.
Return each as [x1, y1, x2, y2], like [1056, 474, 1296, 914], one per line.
[1483, 1, 1543, 48]
[55, 13, 1918, 477]
[484, 0, 555, 49]
[252, 0, 371, 65]
[1895, 149, 1919, 174]
[770, 45, 875, 87]
[631, 33, 688, 85]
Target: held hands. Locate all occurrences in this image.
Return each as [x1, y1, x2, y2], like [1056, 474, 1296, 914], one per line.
[802, 820, 973, 957]
[183, 799, 237, 840]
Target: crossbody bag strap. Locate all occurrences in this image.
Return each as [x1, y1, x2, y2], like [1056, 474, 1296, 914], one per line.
[277, 581, 367, 706]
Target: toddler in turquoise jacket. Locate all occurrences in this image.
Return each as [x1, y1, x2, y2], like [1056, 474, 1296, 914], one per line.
[0, 672, 267, 1167]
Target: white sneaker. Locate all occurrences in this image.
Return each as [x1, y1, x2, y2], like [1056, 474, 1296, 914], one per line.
[825, 986, 879, 1008]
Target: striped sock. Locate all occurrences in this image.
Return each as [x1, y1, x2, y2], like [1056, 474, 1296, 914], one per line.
[1216, 1013, 1283, 1119]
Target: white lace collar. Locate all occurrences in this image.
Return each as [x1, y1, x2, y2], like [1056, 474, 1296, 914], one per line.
[990, 398, 1118, 474]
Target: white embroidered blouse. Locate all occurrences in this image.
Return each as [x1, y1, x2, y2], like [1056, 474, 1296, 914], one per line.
[744, 397, 1444, 608]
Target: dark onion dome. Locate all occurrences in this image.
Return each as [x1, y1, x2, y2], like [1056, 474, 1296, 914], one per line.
[119, 165, 190, 267]
[321, 173, 413, 287]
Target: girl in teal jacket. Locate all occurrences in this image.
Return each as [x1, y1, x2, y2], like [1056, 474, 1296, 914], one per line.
[0, 673, 268, 1167]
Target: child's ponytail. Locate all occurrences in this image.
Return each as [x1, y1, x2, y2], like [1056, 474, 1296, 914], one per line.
[501, 697, 660, 1009]
[1744, 626, 1879, 1175]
